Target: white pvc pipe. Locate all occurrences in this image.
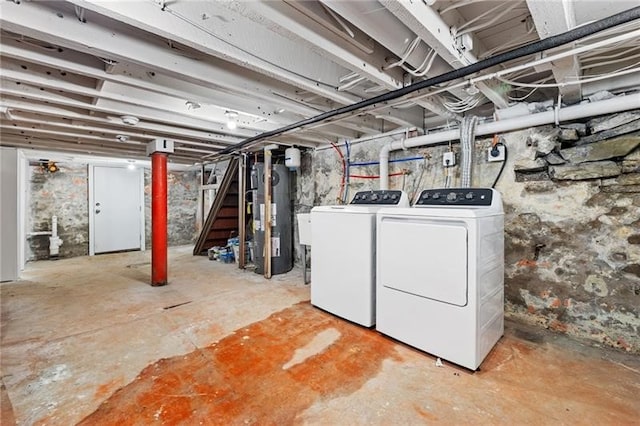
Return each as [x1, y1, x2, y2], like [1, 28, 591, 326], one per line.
[379, 94, 640, 189]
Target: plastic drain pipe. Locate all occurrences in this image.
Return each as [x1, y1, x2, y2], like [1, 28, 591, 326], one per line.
[378, 94, 640, 189]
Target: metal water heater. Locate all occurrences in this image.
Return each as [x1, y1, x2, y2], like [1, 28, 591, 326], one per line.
[251, 163, 293, 275]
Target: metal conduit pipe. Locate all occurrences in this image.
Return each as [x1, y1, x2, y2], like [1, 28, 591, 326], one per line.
[214, 7, 640, 158]
[378, 94, 640, 190]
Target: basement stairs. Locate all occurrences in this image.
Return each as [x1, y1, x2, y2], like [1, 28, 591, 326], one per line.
[193, 157, 239, 255]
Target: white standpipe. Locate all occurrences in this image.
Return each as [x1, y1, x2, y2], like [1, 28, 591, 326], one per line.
[49, 215, 63, 258]
[378, 95, 640, 189]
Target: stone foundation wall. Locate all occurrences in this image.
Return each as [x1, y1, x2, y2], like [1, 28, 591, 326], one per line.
[143, 169, 199, 248]
[27, 161, 199, 261]
[27, 162, 89, 260]
[298, 109, 640, 353]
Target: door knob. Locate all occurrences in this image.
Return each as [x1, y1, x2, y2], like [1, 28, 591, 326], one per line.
[95, 209, 101, 214]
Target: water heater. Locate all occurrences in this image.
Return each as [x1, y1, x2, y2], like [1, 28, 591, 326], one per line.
[251, 163, 293, 275]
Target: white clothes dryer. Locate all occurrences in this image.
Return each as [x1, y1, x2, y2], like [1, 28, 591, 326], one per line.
[376, 188, 504, 370]
[311, 190, 409, 326]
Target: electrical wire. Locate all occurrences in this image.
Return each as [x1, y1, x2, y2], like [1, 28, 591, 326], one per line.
[491, 142, 508, 189]
[582, 52, 640, 71]
[498, 61, 640, 88]
[401, 49, 439, 77]
[154, 1, 338, 91]
[213, 7, 640, 157]
[443, 95, 482, 113]
[440, 0, 497, 14]
[455, 2, 522, 37]
[383, 36, 421, 70]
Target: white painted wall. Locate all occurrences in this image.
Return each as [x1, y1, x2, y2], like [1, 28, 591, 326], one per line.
[1, 147, 19, 281]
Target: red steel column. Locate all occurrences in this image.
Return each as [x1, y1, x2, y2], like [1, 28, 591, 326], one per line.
[151, 152, 168, 286]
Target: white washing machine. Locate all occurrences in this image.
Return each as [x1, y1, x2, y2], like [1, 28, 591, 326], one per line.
[311, 190, 409, 326]
[376, 188, 504, 370]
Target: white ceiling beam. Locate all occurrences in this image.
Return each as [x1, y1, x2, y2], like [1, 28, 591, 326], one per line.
[0, 1, 351, 116]
[1, 94, 331, 149]
[319, 0, 468, 120]
[0, 98, 241, 145]
[380, 0, 509, 109]
[0, 36, 320, 123]
[232, 1, 450, 122]
[1, 112, 227, 150]
[0, 137, 199, 164]
[526, 0, 582, 102]
[65, 0, 361, 105]
[0, 10, 385, 138]
[224, 0, 404, 90]
[0, 81, 260, 138]
[0, 60, 279, 135]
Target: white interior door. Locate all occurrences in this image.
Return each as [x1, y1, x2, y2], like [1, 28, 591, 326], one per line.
[1, 147, 19, 281]
[91, 165, 143, 254]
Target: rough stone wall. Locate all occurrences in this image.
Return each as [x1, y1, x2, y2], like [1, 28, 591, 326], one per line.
[27, 163, 89, 260]
[27, 161, 199, 261]
[298, 110, 640, 353]
[143, 169, 199, 248]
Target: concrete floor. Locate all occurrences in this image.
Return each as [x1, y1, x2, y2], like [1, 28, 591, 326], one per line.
[1, 246, 639, 425]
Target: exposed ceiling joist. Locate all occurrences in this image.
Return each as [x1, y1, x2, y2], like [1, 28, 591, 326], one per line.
[526, 0, 582, 103]
[380, 0, 509, 110]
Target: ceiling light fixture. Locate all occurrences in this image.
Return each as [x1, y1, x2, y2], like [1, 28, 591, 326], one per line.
[120, 115, 139, 126]
[225, 110, 238, 130]
[185, 100, 201, 110]
[115, 134, 129, 142]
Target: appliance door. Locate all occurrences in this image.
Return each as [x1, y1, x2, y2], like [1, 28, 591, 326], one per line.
[311, 209, 376, 325]
[378, 216, 468, 307]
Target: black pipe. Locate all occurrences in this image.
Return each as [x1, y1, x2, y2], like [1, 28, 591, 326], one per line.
[215, 6, 640, 156]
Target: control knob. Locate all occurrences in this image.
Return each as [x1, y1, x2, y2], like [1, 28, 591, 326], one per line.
[432, 192, 441, 200]
[447, 192, 457, 202]
[465, 192, 474, 200]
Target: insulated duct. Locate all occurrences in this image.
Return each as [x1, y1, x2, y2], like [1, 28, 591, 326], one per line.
[460, 116, 479, 188]
[213, 6, 640, 157]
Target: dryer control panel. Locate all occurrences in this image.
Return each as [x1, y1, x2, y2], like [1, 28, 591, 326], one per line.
[351, 190, 406, 205]
[415, 188, 494, 206]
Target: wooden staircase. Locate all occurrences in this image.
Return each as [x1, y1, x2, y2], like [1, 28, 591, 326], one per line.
[193, 157, 239, 255]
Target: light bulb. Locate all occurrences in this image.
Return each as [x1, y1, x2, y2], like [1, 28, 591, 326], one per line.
[227, 120, 237, 130]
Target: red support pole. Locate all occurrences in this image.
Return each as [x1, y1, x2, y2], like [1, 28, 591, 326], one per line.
[151, 152, 168, 286]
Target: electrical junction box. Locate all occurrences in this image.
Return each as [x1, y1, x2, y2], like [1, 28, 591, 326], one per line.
[443, 151, 456, 167]
[146, 138, 175, 155]
[487, 145, 506, 162]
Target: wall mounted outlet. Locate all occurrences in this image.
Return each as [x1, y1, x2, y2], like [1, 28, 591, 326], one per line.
[443, 151, 456, 167]
[487, 145, 506, 162]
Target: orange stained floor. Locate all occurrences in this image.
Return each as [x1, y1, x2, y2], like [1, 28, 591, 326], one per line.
[1, 246, 639, 425]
